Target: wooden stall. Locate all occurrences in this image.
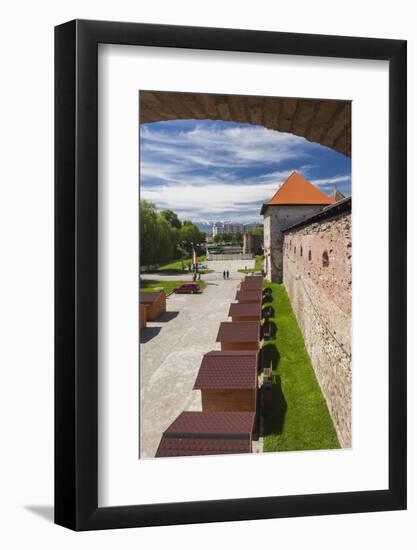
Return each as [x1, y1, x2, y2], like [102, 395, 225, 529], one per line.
[240, 278, 263, 291]
[140, 303, 147, 330]
[228, 302, 261, 322]
[139, 291, 166, 321]
[194, 350, 258, 412]
[216, 321, 260, 351]
[235, 289, 263, 304]
[155, 411, 255, 457]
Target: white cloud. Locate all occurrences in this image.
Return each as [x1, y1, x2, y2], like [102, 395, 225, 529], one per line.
[140, 121, 351, 221]
[310, 175, 351, 187]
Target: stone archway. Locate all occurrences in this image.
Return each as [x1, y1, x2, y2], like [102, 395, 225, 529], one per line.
[140, 91, 351, 157]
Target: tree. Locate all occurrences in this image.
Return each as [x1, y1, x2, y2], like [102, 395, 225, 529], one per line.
[253, 226, 264, 237]
[160, 209, 181, 230]
[179, 221, 205, 254]
[140, 200, 178, 266]
[155, 215, 174, 261]
[233, 232, 243, 245]
[140, 200, 159, 266]
[213, 234, 222, 244]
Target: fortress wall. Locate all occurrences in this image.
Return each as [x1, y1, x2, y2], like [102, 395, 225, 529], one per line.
[283, 211, 352, 447]
[263, 204, 325, 282]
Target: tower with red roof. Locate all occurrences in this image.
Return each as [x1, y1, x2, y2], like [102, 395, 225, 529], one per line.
[260, 171, 334, 282]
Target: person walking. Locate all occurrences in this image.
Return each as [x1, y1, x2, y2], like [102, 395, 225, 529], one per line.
[226, 269, 230, 279]
[223, 270, 226, 280]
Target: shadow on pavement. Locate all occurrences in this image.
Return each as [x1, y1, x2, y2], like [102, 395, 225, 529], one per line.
[157, 311, 179, 323]
[140, 326, 161, 343]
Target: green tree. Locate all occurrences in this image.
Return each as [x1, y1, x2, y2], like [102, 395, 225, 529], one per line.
[213, 234, 222, 244]
[140, 200, 159, 266]
[179, 222, 205, 253]
[155, 215, 174, 261]
[160, 209, 182, 230]
[140, 200, 178, 266]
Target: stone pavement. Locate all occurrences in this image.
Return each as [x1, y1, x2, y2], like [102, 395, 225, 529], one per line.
[139, 259, 255, 458]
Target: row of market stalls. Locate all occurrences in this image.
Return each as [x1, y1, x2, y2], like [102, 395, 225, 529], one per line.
[156, 274, 265, 458]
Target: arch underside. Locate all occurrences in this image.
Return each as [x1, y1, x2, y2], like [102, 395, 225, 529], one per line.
[140, 91, 351, 157]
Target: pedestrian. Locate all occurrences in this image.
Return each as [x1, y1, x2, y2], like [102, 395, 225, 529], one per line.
[223, 270, 226, 279]
[226, 269, 229, 279]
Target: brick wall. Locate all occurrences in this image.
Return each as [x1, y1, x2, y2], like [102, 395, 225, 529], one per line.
[283, 211, 352, 448]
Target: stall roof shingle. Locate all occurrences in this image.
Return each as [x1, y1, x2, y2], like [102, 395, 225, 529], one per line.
[235, 290, 263, 302]
[140, 291, 163, 303]
[194, 350, 258, 389]
[216, 322, 260, 343]
[228, 302, 261, 318]
[155, 437, 251, 457]
[163, 411, 255, 437]
[241, 279, 263, 290]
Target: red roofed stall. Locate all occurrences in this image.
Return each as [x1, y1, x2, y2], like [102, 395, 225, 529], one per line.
[216, 321, 260, 351]
[140, 303, 147, 330]
[240, 277, 263, 291]
[194, 351, 259, 412]
[155, 411, 255, 457]
[235, 289, 263, 304]
[228, 302, 261, 322]
[140, 291, 166, 321]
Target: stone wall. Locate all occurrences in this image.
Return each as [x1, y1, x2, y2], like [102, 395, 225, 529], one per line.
[283, 211, 352, 448]
[263, 204, 325, 282]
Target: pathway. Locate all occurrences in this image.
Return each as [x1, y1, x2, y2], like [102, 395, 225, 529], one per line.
[139, 259, 255, 458]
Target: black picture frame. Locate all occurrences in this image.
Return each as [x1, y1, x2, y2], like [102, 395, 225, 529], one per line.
[55, 19, 407, 531]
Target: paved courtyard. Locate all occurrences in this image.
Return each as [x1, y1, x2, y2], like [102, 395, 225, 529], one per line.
[139, 259, 255, 458]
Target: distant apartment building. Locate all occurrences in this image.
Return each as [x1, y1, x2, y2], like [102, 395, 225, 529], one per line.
[212, 222, 262, 237]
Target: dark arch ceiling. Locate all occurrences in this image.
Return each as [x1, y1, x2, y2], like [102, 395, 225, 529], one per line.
[140, 91, 351, 157]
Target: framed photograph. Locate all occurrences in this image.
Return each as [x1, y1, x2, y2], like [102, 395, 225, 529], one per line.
[55, 19, 406, 530]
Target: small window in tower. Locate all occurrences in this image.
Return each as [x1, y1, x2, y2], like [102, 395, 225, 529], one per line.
[322, 251, 329, 267]
[300, 246, 303, 257]
[308, 250, 312, 261]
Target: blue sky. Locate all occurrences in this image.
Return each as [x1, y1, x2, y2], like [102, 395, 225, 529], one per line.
[140, 119, 351, 224]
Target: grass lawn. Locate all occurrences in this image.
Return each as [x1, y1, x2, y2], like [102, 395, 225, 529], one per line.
[262, 282, 340, 452]
[140, 279, 206, 295]
[238, 255, 264, 273]
[145, 255, 214, 275]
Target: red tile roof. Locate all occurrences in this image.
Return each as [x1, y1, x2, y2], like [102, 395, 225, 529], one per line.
[194, 350, 258, 389]
[240, 279, 263, 291]
[163, 411, 255, 436]
[260, 171, 334, 214]
[216, 322, 260, 343]
[228, 302, 261, 319]
[140, 291, 163, 303]
[235, 290, 263, 302]
[156, 437, 251, 457]
[155, 412, 255, 457]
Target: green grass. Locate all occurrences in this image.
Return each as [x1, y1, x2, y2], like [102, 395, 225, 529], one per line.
[145, 255, 213, 275]
[262, 283, 340, 452]
[238, 255, 264, 273]
[140, 279, 206, 295]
